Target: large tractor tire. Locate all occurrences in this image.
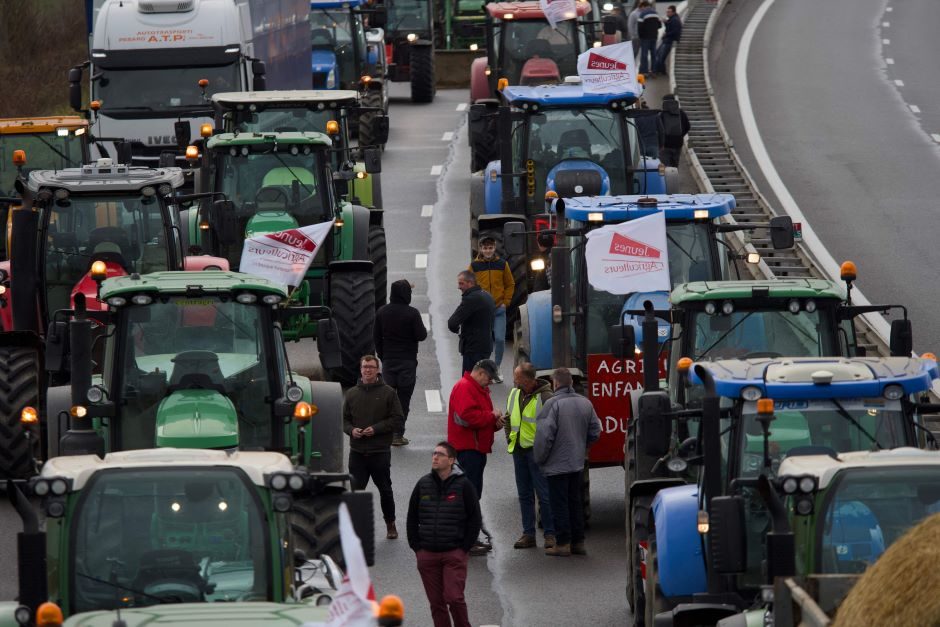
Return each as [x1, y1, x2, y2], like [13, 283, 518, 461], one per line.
[328, 270, 376, 386]
[292, 488, 376, 570]
[307, 381, 345, 474]
[479, 228, 527, 338]
[644, 534, 668, 626]
[358, 89, 386, 149]
[368, 225, 388, 309]
[410, 45, 436, 103]
[469, 113, 498, 173]
[0, 346, 40, 478]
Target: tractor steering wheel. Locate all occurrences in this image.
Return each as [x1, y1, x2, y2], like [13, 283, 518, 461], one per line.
[254, 186, 291, 207]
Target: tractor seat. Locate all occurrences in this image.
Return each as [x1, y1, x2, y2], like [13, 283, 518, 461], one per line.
[89, 241, 131, 272]
[88, 226, 134, 260]
[558, 129, 592, 156]
[311, 28, 336, 48]
[524, 38, 553, 59]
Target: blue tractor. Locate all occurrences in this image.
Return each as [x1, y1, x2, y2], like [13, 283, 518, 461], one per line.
[310, 0, 390, 146]
[634, 356, 938, 626]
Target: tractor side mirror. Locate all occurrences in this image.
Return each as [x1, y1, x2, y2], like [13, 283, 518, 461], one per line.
[602, 15, 618, 35]
[333, 177, 349, 198]
[317, 318, 343, 370]
[174, 121, 191, 150]
[890, 318, 913, 356]
[213, 199, 239, 245]
[68, 67, 83, 112]
[637, 390, 670, 457]
[251, 60, 267, 91]
[363, 148, 382, 174]
[769, 215, 794, 249]
[609, 324, 636, 359]
[45, 321, 70, 374]
[708, 496, 747, 574]
[502, 221, 525, 257]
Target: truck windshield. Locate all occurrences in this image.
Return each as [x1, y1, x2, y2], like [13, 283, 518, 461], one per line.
[818, 466, 940, 574]
[95, 64, 240, 112]
[738, 398, 910, 478]
[310, 10, 365, 86]
[499, 20, 580, 84]
[0, 132, 84, 195]
[72, 467, 270, 612]
[692, 308, 831, 361]
[43, 194, 170, 315]
[386, 0, 431, 33]
[119, 298, 274, 450]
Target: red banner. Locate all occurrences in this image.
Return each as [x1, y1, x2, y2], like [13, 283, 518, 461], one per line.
[586, 353, 668, 466]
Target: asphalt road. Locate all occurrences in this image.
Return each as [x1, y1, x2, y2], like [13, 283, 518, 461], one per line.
[709, 0, 940, 350]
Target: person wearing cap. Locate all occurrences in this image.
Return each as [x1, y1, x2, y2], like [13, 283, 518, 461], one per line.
[448, 270, 496, 375]
[447, 358, 505, 554]
[468, 237, 515, 383]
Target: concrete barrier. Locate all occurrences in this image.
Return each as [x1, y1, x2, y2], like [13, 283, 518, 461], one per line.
[435, 50, 484, 88]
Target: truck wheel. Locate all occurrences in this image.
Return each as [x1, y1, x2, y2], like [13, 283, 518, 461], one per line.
[479, 229, 527, 338]
[368, 225, 388, 309]
[358, 89, 386, 149]
[0, 347, 40, 478]
[410, 45, 436, 103]
[328, 270, 376, 386]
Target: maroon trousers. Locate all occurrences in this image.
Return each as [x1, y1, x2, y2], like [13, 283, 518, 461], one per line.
[416, 548, 470, 627]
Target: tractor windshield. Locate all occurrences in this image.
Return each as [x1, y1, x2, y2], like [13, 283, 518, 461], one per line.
[43, 194, 171, 316]
[71, 467, 271, 612]
[386, 0, 432, 35]
[310, 9, 366, 87]
[691, 307, 834, 361]
[0, 131, 85, 195]
[498, 20, 581, 85]
[94, 64, 240, 112]
[817, 466, 940, 574]
[117, 298, 276, 450]
[230, 107, 337, 135]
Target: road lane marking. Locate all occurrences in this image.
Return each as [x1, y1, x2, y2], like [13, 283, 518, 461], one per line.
[886, 6, 893, 11]
[421, 313, 430, 329]
[425, 389, 443, 413]
[415, 253, 428, 268]
[932, 134, 940, 143]
[442, 131, 454, 141]
[910, 104, 921, 114]
[883, 38, 890, 45]
[430, 165, 443, 175]
[886, 58, 895, 64]
[895, 79, 904, 86]
[456, 103, 468, 111]
[421, 204, 434, 217]
[883, 21, 890, 27]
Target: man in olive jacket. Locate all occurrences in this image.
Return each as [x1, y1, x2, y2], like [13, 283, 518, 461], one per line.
[408, 441, 482, 627]
[447, 270, 495, 374]
[343, 354, 404, 539]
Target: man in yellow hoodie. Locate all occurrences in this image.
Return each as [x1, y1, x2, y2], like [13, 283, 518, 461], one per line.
[469, 236, 515, 383]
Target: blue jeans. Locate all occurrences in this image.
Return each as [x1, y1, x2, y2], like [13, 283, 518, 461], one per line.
[492, 306, 507, 368]
[655, 39, 674, 74]
[513, 447, 554, 536]
[456, 450, 487, 498]
[639, 39, 656, 74]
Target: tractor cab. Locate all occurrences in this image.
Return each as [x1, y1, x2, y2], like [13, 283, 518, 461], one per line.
[310, 0, 374, 90]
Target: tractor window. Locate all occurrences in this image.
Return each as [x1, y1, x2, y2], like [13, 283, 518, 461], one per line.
[665, 222, 718, 286]
[691, 309, 831, 362]
[118, 298, 275, 450]
[500, 20, 580, 85]
[233, 107, 336, 135]
[43, 194, 171, 317]
[71, 467, 270, 612]
[94, 64, 240, 111]
[0, 131, 85, 195]
[818, 467, 940, 574]
[386, 0, 431, 33]
[310, 9, 365, 87]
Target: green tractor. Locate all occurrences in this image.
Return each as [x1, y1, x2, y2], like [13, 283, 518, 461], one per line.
[436, 0, 487, 50]
[190, 126, 386, 384]
[0, 448, 403, 626]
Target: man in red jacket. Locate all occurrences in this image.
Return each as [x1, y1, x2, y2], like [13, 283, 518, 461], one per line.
[447, 358, 505, 555]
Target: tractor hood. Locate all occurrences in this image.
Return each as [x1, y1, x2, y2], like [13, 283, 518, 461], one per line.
[245, 211, 300, 238]
[155, 389, 239, 449]
[311, 49, 338, 74]
[61, 601, 330, 625]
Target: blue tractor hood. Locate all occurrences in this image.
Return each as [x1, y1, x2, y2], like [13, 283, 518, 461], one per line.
[311, 49, 338, 87]
[623, 291, 671, 349]
[547, 159, 611, 198]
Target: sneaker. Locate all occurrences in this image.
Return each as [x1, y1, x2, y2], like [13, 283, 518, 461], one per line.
[386, 522, 398, 540]
[513, 534, 536, 549]
[571, 542, 586, 555]
[493, 373, 504, 384]
[545, 543, 571, 557]
[543, 534, 557, 549]
[469, 541, 492, 556]
[391, 435, 410, 446]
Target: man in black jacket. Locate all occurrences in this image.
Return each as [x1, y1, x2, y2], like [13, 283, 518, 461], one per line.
[407, 441, 482, 627]
[447, 270, 495, 374]
[375, 279, 428, 446]
[659, 93, 691, 167]
[654, 5, 682, 74]
[343, 355, 404, 539]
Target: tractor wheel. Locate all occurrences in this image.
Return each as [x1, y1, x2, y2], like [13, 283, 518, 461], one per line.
[328, 270, 376, 386]
[629, 495, 652, 627]
[478, 229, 527, 338]
[368, 225, 388, 309]
[358, 89, 386, 149]
[0, 347, 40, 478]
[644, 534, 667, 626]
[291, 487, 345, 568]
[410, 45, 436, 103]
[469, 115, 498, 173]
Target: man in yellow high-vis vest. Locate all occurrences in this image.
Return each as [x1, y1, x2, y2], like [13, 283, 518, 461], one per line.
[507, 362, 556, 549]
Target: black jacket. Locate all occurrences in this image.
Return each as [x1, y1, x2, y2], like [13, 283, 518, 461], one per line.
[374, 280, 428, 361]
[637, 9, 661, 40]
[660, 99, 691, 148]
[447, 285, 495, 355]
[342, 377, 404, 453]
[407, 466, 482, 552]
[663, 13, 682, 42]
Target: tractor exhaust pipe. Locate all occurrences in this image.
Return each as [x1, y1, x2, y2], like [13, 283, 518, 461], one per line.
[60, 293, 104, 457]
[641, 300, 659, 392]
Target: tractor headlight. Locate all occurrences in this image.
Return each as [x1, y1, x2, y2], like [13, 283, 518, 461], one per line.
[741, 386, 762, 401]
[270, 473, 289, 491]
[406, 33, 417, 42]
[781, 477, 798, 494]
[286, 385, 304, 402]
[236, 292, 257, 304]
[883, 385, 904, 400]
[721, 300, 734, 315]
[14, 605, 31, 626]
[50, 478, 69, 495]
[798, 476, 816, 494]
[288, 474, 306, 491]
[33, 479, 50, 496]
[107, 296, 126, 308]
[804, 299, 817, 313]
[131, 294, 153, 306]
[704, 301, 717, 316]
[788, 299, 801, 314]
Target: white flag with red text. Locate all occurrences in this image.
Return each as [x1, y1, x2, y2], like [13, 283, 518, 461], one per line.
[324, 503, 376, 627]
[585, 211, 670, 294]
[577, 42, 638, 94]
[539, 0, 577, 29]
[239, 220, 333, 287]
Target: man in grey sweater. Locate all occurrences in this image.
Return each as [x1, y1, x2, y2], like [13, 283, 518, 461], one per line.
[533, 368, 601, 557]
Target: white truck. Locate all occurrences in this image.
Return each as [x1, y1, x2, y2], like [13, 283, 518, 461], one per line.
[70, 0, 309, 171]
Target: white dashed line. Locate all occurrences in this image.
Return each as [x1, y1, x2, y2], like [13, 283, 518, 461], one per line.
[886, 58, 895, 64]
[421, 204, 433, 217]
[456, 103, 468, 111]
[442, 131, 454, 141]
[425, 389, 443, 413]
[931, 134, 940, 144]
[421, 313, 430, 329]
[883, 38, 890, 45]
[883, 21, 890, 27]
[895, 79, 904, 86]
[430, 165, 443, 175]
[415, 253, 428, 268]
[910, 104, 921, 114]
[886, 6, 893, 11]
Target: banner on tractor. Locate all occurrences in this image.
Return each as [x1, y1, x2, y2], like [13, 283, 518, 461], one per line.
[540, 0, 578, 28]
[577, 42, 638, 94]
[584, 211, 670, 294]
[240, 220, 334, 287]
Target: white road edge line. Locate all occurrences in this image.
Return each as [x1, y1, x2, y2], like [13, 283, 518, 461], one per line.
[882, 21, 890, 27]
[456, 103, 468, 111]
[430, 164, 443, 175]
[420, 313, 430, 329]
[931, 134, 940, 143]
[886, 58, 895, 64]
[736, 0, 891, 341]
[442, 131, 454, 141]
[895, 79, 904, 86]
[910, 104, 921, 113]
[886, 6, 893, 11]
[421, 204, 434, 217]
[425, 389, 443, 413]
[415, 253, 428, 268]
[883, 38, 890, 44]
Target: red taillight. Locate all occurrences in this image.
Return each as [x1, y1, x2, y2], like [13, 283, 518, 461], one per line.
[534, 217, 558, 245]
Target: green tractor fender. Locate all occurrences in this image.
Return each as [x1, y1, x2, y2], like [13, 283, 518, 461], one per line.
[304, 380, 345, 473]
[337, 203, 372, 262]
[155, 389, 240, 449]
